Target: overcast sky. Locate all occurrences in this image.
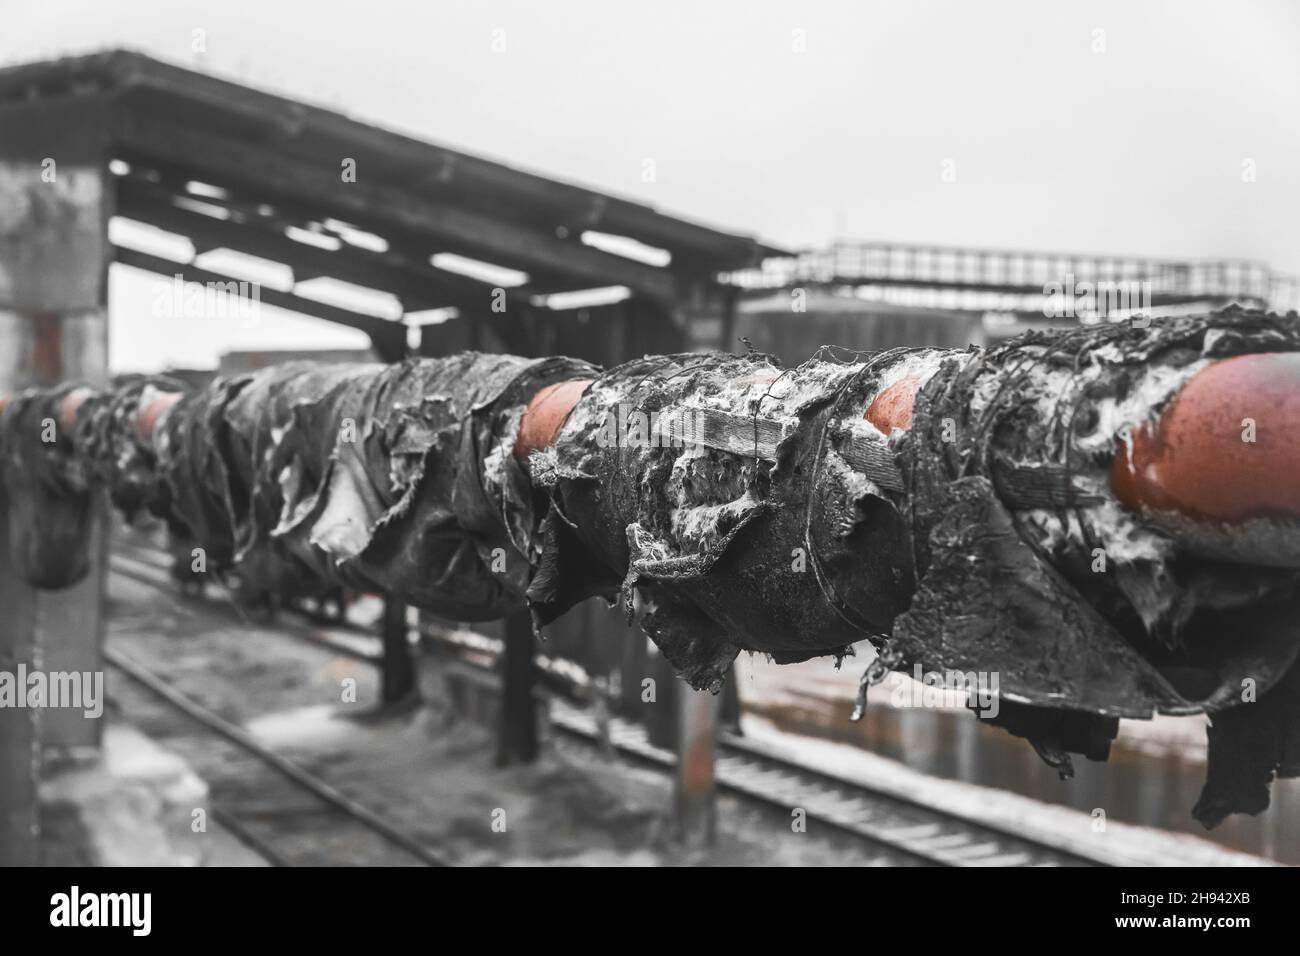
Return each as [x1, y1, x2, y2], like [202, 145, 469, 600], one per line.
[4, 0, 1297, 371]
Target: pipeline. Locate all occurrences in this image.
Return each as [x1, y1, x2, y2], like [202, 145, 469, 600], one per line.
[3, 307, 1300, 827]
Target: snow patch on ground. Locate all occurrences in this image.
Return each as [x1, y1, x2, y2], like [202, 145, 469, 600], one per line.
[738, 714, 1271, 867]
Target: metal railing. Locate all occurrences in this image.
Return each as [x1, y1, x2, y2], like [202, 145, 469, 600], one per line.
[726, 241, 1299, 313]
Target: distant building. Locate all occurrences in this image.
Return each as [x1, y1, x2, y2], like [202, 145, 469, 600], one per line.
[218, 348, 378, 376]
[728, 240, 1299, 346]
[733, 292, 984, 362]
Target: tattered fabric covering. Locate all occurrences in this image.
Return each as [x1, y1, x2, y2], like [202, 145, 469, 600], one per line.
[893, 310, 1300, 819]
[152, 352, 597, 620]
[526, 313, 1300, 714]
[525, 309, 1300, 826]
[0, 383, 98, 589]
[6, 309, 1300, 827]
[528, 350, 920, 689]
[72, 374, 186, 522]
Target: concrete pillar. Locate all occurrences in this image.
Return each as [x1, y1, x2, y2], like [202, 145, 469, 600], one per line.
[0, 95, 112, 862]
[674, 682, 719, 847]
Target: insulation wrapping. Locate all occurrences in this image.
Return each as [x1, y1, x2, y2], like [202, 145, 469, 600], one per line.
[527, 350, 927, 690]
[149, 352, 599, 619]
[0, 383, 98, 588]
[4, 308, 1300, 826]
[893, 309, 1300, 820]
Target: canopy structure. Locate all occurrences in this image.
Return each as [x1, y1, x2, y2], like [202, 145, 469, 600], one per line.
[0, 49, 783, 362]
[0, 49, 784, 862]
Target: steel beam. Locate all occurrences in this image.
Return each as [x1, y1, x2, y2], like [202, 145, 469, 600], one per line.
[116, 180, 533, 315]
[112, 111, 681, 302]
[111, 246, 409, 360]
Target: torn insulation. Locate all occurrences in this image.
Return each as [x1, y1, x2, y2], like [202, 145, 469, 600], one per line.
[4, 307, 1300, 828]
[0, 383, 100, 588]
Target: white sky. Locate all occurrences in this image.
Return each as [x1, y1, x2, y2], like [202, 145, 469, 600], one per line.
[4, 0, 1298, 371]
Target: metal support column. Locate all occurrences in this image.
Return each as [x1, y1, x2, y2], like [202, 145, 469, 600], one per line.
[379, 598, 416, 706]
[495, 610, 539, 766]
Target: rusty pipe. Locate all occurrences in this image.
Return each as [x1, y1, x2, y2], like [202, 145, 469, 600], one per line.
[1110, 352, 1300, 522]
[1110, 352, 1300, 566]
[864, 374, 925, 434]
[512, 369, 929, 462]
[135, 389, 184, 443]
[57, 387, 94, 435]
[855, 353, 1300, 567]
[512, 379, 592, 461]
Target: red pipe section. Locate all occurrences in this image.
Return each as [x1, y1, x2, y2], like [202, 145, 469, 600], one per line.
[58, 387, 93, 435]
[0, 388, 186, 445]
[512, 369, 928, 463]
[864, 374, 924, 434]
[136, 391, 184, 443]
[1110, 352, 1300, 524]
[16, 353, 1300, 533]
[512, 379, 592, 461]
[858, 353, 1300, 528]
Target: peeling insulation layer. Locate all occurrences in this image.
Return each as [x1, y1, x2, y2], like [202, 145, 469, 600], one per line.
[72, 375, 185, 522]
[152, 353, 599, 620]
[894, 310, 1300, 821]
[5, 308, 1300, 828]
[0, 383, 99, 588]
[528, 350, 929, 690]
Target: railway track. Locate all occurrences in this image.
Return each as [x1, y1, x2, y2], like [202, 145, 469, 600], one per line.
[104, 645, 450, 867]
[108, 550, 450, 867]
[110, 541, 1108, 867]
[546, 702, 1101, 866]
